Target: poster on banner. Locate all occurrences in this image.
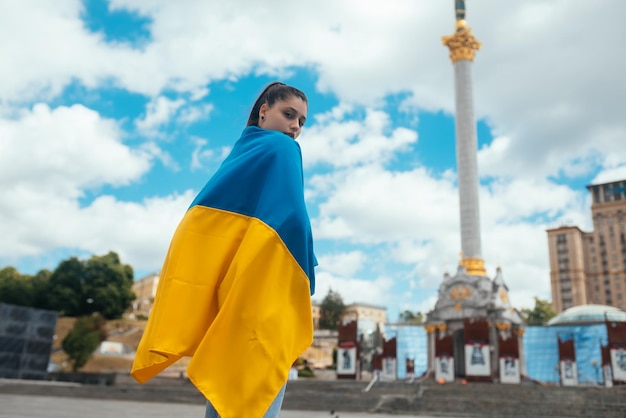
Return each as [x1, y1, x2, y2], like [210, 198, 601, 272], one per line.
[465, 343, 490, 376]
[435, 356, 454, 382]
[603, 365, 613, 388]
[610, 348, 626, 382]
[381, 357, 396, 380]
[337, 346, 357, 375]
[499, 357, 520, 384]
[560, 360, 578, 386]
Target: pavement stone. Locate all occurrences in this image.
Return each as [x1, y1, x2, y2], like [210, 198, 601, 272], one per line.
[0, 394, 453, 418]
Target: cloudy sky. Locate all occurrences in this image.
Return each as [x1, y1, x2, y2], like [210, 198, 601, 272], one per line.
[1, 0, 625, 321]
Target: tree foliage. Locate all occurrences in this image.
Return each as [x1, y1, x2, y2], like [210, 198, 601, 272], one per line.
[319, 288, 345, 330]
[398, 310, 424, 324]
[521, 297, 556, 325]
[0, 251, 135, 319]
[62, 314, 107, 372]
[83, 252, 135, 319]
[0, 267, 34, 307]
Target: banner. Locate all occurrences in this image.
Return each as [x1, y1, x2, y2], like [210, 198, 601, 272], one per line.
[465, 343, 490, 376]
[381, 357, 396, 380]
[499, 357, 520, 384]
[337, 346, 357, 375]
[610, 347, 626, 382]
[435, 356, 454, 382]
[560, 360, 578, 386]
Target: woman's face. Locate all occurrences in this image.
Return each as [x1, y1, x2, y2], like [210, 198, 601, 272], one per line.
[258, 96, 307, 140]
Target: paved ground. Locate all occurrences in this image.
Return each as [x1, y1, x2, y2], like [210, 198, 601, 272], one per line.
[0, 394, 454, 418]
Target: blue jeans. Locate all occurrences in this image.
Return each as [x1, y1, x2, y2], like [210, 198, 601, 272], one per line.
[204, 384, 286, 418]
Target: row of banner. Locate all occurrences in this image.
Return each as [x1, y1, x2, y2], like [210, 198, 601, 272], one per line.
[336, 317, 626, 386]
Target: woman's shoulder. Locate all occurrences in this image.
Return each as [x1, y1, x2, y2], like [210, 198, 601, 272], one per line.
[242, 126, 300, 154]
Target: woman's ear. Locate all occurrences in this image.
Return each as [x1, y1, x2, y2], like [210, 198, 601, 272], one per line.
[258, 103, 268, 123]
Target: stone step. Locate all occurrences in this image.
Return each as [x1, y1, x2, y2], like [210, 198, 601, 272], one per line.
[2, 375, 625, 418]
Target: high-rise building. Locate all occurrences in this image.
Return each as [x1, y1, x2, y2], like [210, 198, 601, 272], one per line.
[547, 179, 626, 312]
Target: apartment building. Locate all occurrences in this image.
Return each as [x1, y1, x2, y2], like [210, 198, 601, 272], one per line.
[547, 179, 626, 312]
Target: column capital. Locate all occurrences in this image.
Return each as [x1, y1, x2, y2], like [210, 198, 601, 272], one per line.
[442, 23, 481, 63]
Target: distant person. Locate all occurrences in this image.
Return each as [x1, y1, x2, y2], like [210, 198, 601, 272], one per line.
[131, 82, 316, 418]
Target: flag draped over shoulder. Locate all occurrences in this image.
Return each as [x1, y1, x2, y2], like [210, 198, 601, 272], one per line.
[131, 126, 316, 418]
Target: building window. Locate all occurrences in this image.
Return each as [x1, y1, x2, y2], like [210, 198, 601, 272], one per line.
[557, 234, 567, 244]
[604, 184, 612, 202]
[593, 186, 600, 204]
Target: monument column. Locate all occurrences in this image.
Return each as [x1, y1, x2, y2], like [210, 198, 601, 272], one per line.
[442, 0, 485, 276]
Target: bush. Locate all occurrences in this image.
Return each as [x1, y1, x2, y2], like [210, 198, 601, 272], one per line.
[298, 366, 315, 378]
[62, 314, 107, 372]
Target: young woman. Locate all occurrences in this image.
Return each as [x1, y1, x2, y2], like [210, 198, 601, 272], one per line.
[131, 82, 316, 418]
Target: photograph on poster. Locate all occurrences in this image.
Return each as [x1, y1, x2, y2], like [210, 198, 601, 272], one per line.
[337, 347, 357, 375]
[610, 348, 626, 381]
[465, 344, 490, 376]
[435, 356, 455, 382]
[560, 360, 578, 386]
[381, 357, 396, 380]
[499, 357, 520, 384]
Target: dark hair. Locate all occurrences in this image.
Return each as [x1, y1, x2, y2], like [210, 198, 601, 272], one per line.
[246, 82, 308, 127]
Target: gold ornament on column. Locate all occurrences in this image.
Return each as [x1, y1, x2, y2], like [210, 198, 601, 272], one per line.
[513, 328, 525, 337]
[442, 5, 481, 63]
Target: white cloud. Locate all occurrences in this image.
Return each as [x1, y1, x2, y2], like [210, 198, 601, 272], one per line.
[177, 103, 214, 125]
[300, 107, 418, 168]
[0, 103, 150, 198]
[312, 271, 395, 308]
[311, 164, 458, 243]
[190, 137, 214, 171]
[0, 102, 191, 271]
[135, 96, 185, 135]
[317, 251, 366, 277]
[2, 0, 624, 181]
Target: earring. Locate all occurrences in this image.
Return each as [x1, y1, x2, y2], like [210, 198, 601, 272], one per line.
[261, 116, 265, 120]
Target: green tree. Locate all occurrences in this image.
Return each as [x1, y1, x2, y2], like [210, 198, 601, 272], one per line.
[399, 310, 424, 324]
[45, 257, 85, 316]
[0, 267, 29, 306]
[62, 314, 107, 372]
[29, 269, 52, 310]
[83, 252, 135, 319]
[521, 297, 556, 325]
[43, 252, 135, 319]
[319, 288, 345, 330]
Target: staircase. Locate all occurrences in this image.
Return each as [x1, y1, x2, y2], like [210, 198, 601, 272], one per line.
[1, 374, 624, 417]
[282, 379, 626, 418]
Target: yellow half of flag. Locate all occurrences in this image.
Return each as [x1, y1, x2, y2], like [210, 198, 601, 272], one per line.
[131, 206, 313, 417]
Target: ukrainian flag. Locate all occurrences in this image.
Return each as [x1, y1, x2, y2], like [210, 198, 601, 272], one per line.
[131, 126, 316, 417]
